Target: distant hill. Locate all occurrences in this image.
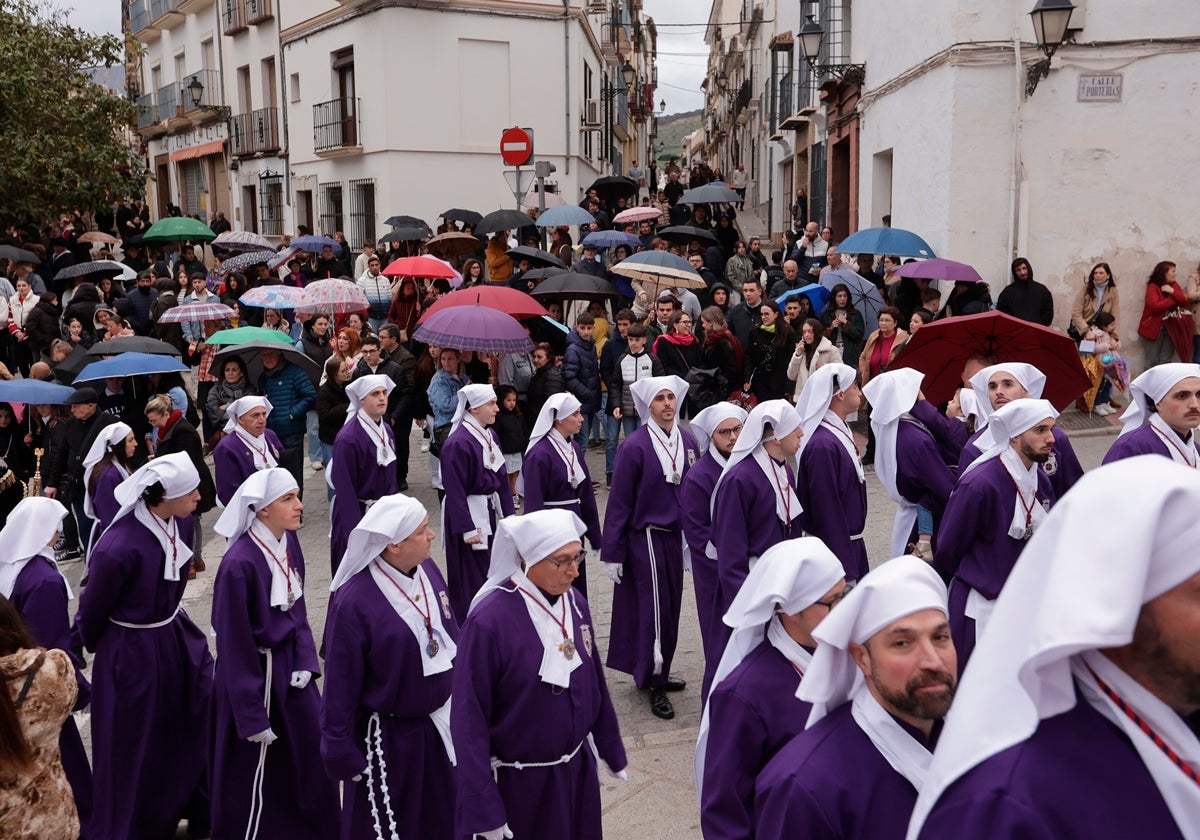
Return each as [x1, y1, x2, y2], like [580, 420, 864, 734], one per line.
[656, 109, 701, 163]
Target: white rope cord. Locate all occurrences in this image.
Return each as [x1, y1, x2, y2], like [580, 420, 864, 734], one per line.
[646, 528, 664, 675]
[363, 712, 400, 840]
[244, 647, 272, 840]
[490, 739, 586, 781]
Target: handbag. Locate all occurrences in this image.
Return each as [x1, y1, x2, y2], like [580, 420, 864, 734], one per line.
[428, 423, 452, 457]
[727, 389, 758, 411]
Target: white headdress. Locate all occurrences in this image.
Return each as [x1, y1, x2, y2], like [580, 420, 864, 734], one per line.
[112, 452, 200, 580]
[0, 497, 70, 599]
[223, 395, 274, 433]
[686, 401, 746, 459]
[1117, 363, 1200, 438]
[716, 399, 802, 525]
[214, 468, 302, 610]
[82, 421, 132, 519]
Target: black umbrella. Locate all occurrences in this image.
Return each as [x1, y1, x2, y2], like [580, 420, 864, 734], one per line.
[85, 336, 183, 357]
[379, 227, 430, 244]
[523, 317, 568, 356]
[530, 272, 619, 300]
[522, 266, 568, 282]
[384, 215, 430, 230]
[441, 208, 483, 226]
[214, 340, 322, 385]
[476, 209, 535, 236]
[587, 175, 639, 205]
[54, 260, 129, 280]
[658, 225, 719, 246]
[506, 246, 566, 269]
[0, 244, 40, 263]
[53, 345, 91, 383]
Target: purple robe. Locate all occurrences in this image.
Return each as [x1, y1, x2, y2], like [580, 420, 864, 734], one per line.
[895, 419, 958, 531]
[521, 435, 601, 599]
[912, 400, 969, 464]
[209, 530, 337, 838]
[76, 512, 214, 840]
[918, 687, 1183, 839]
[90, 461, 124, 538]
[1103, 422, 1199, 464]
[798, 426, 869, 582]
[958, 425, 1082, 498]
[213, 428, 284, 507]
[938, 457, 1053, 670]
[322, 560, 459, 840]
[602, 425, 701, 688]
[680, 451, 725, 698]
[701, 640, 812, 840]
[755, 703, 934, 840]
[451, 586, 626, 840]
[9, 557, 93, 833]
[331, 420, 398, 574]
[440, 424, 515, 624]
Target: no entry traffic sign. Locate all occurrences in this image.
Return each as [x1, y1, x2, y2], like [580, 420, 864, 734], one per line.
[500, 126, 534, 166]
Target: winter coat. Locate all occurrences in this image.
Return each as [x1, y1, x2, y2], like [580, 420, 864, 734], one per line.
[257, 359, 317, 439]
[561, 331, 601, 414]
[155, 415, 216, 514]
[62, 283, 102, 336]
[493, 407, 529, 455]
[1139, 280, 1190, 341]
[610, 350, 665, 418]
[525, 364, 566, 427]
[26, 295, 61, 358]
[746, 325, 795, 402]
[315, 380, 350, 445]
[995, 258, 1054, 326]
[787, 335, 842, 397]
[204, 375, 254, 430]
[652, 333, 703, 379]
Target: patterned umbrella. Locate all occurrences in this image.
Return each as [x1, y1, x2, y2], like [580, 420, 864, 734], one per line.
[381, 256, 458, 279]
[295, 279, 369, 315]
[157, 301, 236, 324]
[212, 231, 274, 252]
[55, 260, 129, 280]
[219, 250, 275, 274]
[239, 285, 306, 309]
[205, 326, 296, 346]
[413, 304, 534, 355]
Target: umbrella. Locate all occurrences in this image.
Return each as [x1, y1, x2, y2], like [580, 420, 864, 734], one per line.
[296, 279, 369, 315]
[239, 285, 306, 309]
[158, 301, 235, 324]
[888, 311, 1092, 409]
[383, 215, 430, 230]
[613, 206, 665, 224]
[53, 346, 91, 383]
[777, 283, 830, 312]
[214, 341, 322, 385]
[533, 205, 595, 228]
[269, 247, 300, 271]
[0, 245, 39, 263]
[522, 191, 566, 210]
[205, 326, 296, 346]
[54, 260, 129, 281]
[141, 217, 216, 243]
[836, 227, 936, 259]
[381, 256, 458, 280]
[530, 272, 619, 301]
[893, 258, 982, 284]
[379, 227, 429, 244]
[418, 286, 549, 324]
[219, 250, 276, 274]
[290, 235, 340, 253]
[85, 336, 182, 357]
[820, 268, 888, 333]
[75, 352, 190, 383]
[79, 231, 121, 245]
[211, 231, 274, 252]
[658, 225, 719, 246]
[117, 265, 137, 282]
[441, 208, 483, 226]
[506, 246, 566, 269]
[679, 184, 741, 204]
[610, 251, 706, 292]
[538, 316, 570, 335]
[587, 175, 638, 204]
[581, 230, 641, 251]
[413, 305, 534, 355]
[425, 232, 483, 260]
[522, 266, 568, 282]
[0, 379, 75, 405]
[476, 209, 535, 235]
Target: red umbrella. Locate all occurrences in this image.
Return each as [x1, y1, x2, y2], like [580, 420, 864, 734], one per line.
[381, 255, 459, 279]
[889, 311, 1092, 410]
[417, 286, 549, 324]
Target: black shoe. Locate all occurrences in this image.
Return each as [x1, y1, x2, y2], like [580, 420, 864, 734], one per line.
[605, 472, 612, 489]
[664, 676, 686, 692]
[397, 480, 409, 491]
[186, 818, 212, 839]
[649, 689, 675, 720]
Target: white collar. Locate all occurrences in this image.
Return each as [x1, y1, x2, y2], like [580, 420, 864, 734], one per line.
[511, 571, 582, 688]
[370, 560, 456, 677]
[767, 614, 813, 698]
[134, 500, 191, 581]
[233, 426, 278, 470]
[820, 411, 864, 482]
[463, 415, 503, 472]
[547, 429, 586, 488]
[851, 685, 934, 792]
[1150, 413, 1200, 468]
[752, 447, 801, 526]
[998, 447, 1048, 540]
[248, 520, 303, 610]
[645, 420, 683, 484]
[356, 408, 396, 467]
[0, 547, 70, 601]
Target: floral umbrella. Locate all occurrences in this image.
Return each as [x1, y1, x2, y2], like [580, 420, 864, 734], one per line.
[295, 279, 369, 316]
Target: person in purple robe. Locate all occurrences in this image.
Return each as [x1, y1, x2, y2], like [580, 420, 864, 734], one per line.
[331, 375, 399, 574]
[212, 396, 283, 507]
[756, 556, 956, 840]
[75, 452, 215, 840]
[521, 393, 601, 598]
[0, 497, 93, 834]
[939, 400, 1057, 672]
[440, 384, 515, 623]
[794, 364, 869, 582]
[680, 402, 746, 700]
[956, 362, 1084, 498]
[696, 538, 846, 840]
[452, 510, 627, 840]
[1103, 363, 1200, 468]
[82, 420, 135, 552]
[323, 494, 459, 840]
[602, 375, 701, 720]
[210, 468, 338, 838]
[910, 458, 1200, 840]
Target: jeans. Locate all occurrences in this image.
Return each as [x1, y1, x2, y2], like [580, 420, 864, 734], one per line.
[1096, 376, 1113, 408]
[277, 433, 305, 499]
[916, 505, 934, 539]
[605, 414, 640, 475]
[580, 412, 597, 446]
[72, 498, 93, 562]
[306, 409, 321, 465]
[368, 316, 387, 333]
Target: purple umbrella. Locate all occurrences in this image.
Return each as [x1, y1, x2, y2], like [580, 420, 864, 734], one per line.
[413, 304, 534, 355]
[893, 258, 983, 284]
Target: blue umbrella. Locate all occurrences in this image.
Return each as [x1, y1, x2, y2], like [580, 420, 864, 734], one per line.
[534, 205, 596, 228]
[777, 282, 830, 313]
[290, 234, 341, 253]
[581, 230, 642, 251]
[539, 315, 570, 334]
[835, 227, 936, 259]
[0, 379, 76, 405]
[74, 352, 189, 383]
[820, 268, 888, 333]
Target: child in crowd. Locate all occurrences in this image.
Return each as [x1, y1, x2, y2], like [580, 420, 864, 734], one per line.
[493, 385, 529, 507]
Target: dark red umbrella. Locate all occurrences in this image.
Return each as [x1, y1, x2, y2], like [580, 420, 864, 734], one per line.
[417, 286, 549, 324]
[889, 311, 1092, 410]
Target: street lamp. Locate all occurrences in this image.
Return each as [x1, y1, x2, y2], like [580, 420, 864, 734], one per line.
[600, 60, 636, 165]
[659, 98, 667, 113]
[797, 13, 865, 84]
[1026, 0, 1075, 96]
[184, 74, 231, 118]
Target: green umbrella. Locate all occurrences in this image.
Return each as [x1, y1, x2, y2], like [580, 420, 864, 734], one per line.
[141, 216, 217, 243]
[204, 326, 295, 346]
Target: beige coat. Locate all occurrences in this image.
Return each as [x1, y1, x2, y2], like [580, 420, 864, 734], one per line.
[858, 328, 909, 384]
[1069, 282, 1121, 336]
[787, 335, 842, 398]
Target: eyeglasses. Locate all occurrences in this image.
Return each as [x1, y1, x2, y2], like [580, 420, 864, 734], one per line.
[543, 551, 587, 570]
[813, 582, 855, 611]
[712, 424, 743, 437]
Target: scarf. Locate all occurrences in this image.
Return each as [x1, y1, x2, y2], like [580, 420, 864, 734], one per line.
[759, 323, 776, 334]
[160, 408, 183, 438]
[658, 331, 695, 346]
[705, 328, 743, 372]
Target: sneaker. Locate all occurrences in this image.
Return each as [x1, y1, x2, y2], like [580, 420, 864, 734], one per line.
[1093, 404, 1114, 416]
[310, 461, 324, 471]
[420, 440, 430, 453]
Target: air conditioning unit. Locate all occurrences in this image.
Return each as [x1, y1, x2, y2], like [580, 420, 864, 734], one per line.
[584, 99, 602, 127]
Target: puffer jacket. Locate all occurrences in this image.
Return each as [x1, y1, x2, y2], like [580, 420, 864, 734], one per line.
[257, 359, 317, 439]
[561, 331, 601, 414]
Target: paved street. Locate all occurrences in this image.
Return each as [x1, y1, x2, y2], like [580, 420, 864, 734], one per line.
[65, 422, 1119, 837]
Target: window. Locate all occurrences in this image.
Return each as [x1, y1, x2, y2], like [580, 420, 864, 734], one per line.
[289, 72, 300, 103]
[318, 182, 343, 237]
[259, 173, 284, 237]
[347, 178, 375, 250]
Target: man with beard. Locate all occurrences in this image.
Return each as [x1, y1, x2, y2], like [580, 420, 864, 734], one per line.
[910, 458, 1200, 839]
[996, 257, 1053, 326]
[124, 270, 158, 336]
[937, 400, 1058, 672]
[755, 556, 956, 840]
[1103, 363, 1200, 467]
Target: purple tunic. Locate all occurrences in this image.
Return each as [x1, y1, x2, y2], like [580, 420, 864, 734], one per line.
[755, 703, 934, 840]
[918, 687, 1183, 839]
[938, 457, 1053, 670]
[451, 586, 626, 840]
[322, 560, 459, 840]
[680, 451, 725, 698]
[911, 399, 968, 464]
[798, 426, 869, 582]
[209, 530, 337, 838]
[1103, 422, 1198, 464]
[895, 420, 958, 531]
[958, 425, 1082, 498]
[602, 425, 701, 688]
[440, 424, 515, 624]
[701, 640, 812, 840]
[521, 435, 601, 599]
[331, 420, 398, 574]
[90, 462, 124, 538]
[212, 428, 284, 507]
[76, 512, 214, 840]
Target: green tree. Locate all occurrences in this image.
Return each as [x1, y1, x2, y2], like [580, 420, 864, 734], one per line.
[0, 0, 146, 224]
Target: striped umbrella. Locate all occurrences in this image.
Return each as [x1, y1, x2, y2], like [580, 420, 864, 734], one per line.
[295, 279, 369, 315]
[239, 285, 306, 309]
[413, 305, 534, 355]
[157, 301, 236, 324]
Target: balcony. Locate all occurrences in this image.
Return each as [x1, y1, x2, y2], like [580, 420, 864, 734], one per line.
[231, 107, 280, 156]
[245, 0, 273, 24]
[178, 0, 210, 12]
[313, 97, 361, 156]
[741, 1, 763, 38]
[222, 0, 246, 34]
[733, 79, 752, 119]
[156, 82, 180, 123]
[136, 92, 157, 131]
[149, 0, 184, 30]
[129, 0, 155, 38]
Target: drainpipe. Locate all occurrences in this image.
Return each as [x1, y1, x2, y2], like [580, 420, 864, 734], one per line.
[563, 0, 572, 177]
[279, 17, 292, 232]
[1008, 0, 1024, 263]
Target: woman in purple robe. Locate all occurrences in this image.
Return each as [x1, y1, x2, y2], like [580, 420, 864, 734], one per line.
[211, 396, 282, 507]
[323, 494, 459, 840]
[82, 421, 134, 551]
[210, 469, 338, 838]
[75, 453, 215, 840]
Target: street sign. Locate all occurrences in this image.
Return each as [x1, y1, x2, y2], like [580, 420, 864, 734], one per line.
[500, 126, 534, 166]
[502, 169, 535, 202]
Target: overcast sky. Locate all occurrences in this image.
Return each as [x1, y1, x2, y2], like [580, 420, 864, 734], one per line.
[64, 1, 121, 36]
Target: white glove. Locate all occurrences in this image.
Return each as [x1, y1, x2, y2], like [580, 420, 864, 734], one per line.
[290, 670, 312, 690]
[603, 563, 623, 584]
[247, 728, 277, 745]
[476, 825, 513, 840]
